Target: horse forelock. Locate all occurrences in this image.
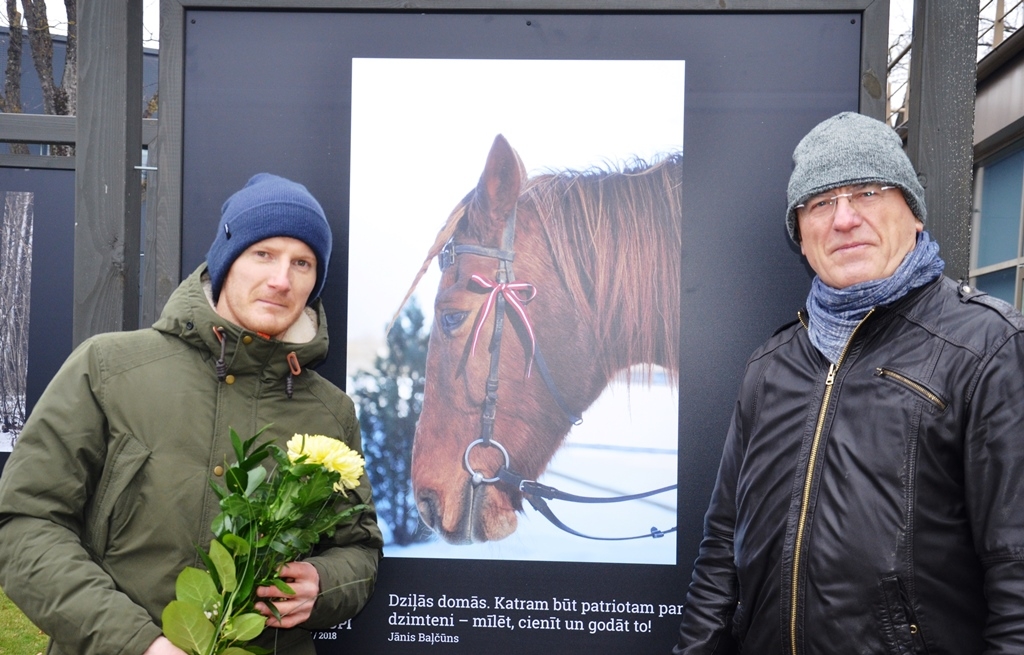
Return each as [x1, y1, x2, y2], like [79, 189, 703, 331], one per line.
[522, 153, 683, 384]
[389, 194, 472, 332]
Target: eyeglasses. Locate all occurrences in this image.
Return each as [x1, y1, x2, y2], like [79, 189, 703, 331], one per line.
[796, 184, 898, 221]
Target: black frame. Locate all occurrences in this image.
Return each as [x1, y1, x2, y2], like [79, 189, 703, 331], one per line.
[153, 3, 886, 653]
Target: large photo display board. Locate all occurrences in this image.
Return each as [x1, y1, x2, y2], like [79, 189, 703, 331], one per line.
[180, 9, 861, 652]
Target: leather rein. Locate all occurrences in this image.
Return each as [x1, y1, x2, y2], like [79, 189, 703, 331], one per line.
[439, 203, 677, 541]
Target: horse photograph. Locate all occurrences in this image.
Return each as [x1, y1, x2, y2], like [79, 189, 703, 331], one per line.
[347, 58, 684, 564]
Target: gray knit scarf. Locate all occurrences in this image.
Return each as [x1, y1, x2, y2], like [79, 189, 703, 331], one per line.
[806, 231, 945, 363]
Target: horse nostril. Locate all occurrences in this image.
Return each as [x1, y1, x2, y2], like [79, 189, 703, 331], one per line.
[416, 489, 440, 529]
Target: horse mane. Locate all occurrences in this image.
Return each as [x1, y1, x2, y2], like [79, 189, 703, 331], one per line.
[522, 154, 683, 383]
[394, 154, 683, 385]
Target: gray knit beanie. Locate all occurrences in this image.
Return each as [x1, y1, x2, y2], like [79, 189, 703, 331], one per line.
[786, 112, 926, 242]
[207, 173, 332, 303]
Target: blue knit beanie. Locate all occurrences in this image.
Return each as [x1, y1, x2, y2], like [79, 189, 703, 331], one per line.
[786, 112, 926, 243]
[207, 173, 332, 303]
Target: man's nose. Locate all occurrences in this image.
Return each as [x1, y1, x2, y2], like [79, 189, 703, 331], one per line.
[267, 263, 293, 290]
[831, 195, 862, 230]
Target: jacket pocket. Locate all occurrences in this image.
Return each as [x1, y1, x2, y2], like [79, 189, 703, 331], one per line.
[728, 597, 747, 649]
[875, 368, 947, 412]
[83, 433, 151, 557]
[880, 576, 929, 655]
[727, 575, 750, 650]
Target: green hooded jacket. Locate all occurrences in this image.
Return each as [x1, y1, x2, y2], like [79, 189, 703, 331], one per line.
[0, 264, 383, 655]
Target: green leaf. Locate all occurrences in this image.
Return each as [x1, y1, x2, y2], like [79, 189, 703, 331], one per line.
[295, 481, 334, 508]
[175, 567, 218, 607]
[209, 538, 237, 593]
[269, 577, 295, 596]
[219, 495, 252, 517]
[210, 511, 231, 538]
[245, 440, 277, 466]
[245, 424, 272, 453]
[269, 446, 292, 470]
[245, 466, 268, 497]
[162, 600, 215, 655]
[221, 532, 251, 557]
[268, 530, 305, 558]
[331, 504, 368, 527]
[268, 540, 292, 557]
[270, 484, 300, 522]
[224, 612, 267, 641]
[222, 648, 261, 655]
[264, 599, 283, 622]
[209, 480, 230, 501]
[225, 465, 248, 495]
[236, 553, 256, 603]
[196, 548, 220, 590]
[288, 462, 322, 478]
[230, 427, 245, 463]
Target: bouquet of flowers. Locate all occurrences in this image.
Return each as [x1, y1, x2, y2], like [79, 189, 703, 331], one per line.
[161, 428, 367, 655]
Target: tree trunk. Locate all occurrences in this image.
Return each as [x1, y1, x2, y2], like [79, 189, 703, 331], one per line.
[62, 0, 77, 115]
[21, 0, 58, 114]
[0, 191, 34, 437]
[9, 0, 77, 156]
[1, 0, 30, 155]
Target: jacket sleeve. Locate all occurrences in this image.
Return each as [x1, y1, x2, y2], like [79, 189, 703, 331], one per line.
[0, 340, 163, 655]
[964, 331, 1024, 654]
[304, 402, 383, 629]
[673, 399, 742, 655]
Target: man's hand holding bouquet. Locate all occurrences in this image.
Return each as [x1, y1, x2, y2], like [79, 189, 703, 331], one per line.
[161, 428, 367, 655]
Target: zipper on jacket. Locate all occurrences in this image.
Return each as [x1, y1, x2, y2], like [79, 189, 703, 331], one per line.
[789, 309, 873, 655]
[875, 368, 947, 411]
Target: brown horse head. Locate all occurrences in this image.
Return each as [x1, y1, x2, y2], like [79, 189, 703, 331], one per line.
[410, 134, 682, 544]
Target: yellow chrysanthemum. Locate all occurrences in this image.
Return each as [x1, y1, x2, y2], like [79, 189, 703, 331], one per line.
[286, 434, 365, 491]
[286, 433, 331, 465]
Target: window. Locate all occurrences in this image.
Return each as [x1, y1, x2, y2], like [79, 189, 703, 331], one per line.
[971, 142, 1024, 309]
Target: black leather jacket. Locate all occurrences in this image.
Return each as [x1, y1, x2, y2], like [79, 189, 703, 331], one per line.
[675, 277, 1024, 655]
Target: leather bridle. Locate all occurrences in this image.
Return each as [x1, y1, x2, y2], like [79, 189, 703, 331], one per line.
[438, 202, 677, 541]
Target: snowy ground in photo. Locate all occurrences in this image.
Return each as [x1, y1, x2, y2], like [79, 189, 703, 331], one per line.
[1, 429, 14, 452]
[382, 378, 678, 565]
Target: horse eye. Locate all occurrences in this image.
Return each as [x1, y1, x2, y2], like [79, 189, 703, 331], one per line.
[440, 311, 469, 335]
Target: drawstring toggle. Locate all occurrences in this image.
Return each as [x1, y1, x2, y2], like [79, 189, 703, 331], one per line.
[286, 352, 301, 399]
[212, 327, 227, 382]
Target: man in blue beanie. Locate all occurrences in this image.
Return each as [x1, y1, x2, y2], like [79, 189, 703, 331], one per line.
[675, 113, 1024, 654]
[0, 174, 383, 655]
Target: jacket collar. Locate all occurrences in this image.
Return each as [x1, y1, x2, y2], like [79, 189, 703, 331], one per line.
[798, 276, 944, 332]
[152, 264, 331, 379]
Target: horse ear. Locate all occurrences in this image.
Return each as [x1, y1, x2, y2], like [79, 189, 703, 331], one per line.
[472, 134, 524, 230]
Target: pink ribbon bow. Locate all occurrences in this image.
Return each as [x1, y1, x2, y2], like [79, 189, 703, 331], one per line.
[469, 274, 538, 376]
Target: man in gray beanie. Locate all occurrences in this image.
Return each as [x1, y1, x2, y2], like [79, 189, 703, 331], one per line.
[675, 112, 1024, 654]
[0, 174, 383, 655]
